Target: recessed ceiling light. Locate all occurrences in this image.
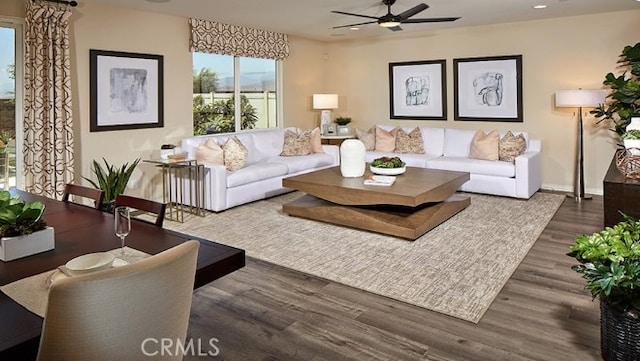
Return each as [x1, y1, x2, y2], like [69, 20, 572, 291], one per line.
[349, 27, 360, 31]
[533, 5, 548, 9]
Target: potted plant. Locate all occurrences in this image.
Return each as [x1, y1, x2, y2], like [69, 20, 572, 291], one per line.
[335, 116, 352, 135]
[567, 215, 640, 360]
[0, 190, 52, 261]
[622, 129, 640, 155]
[591, 42, 640, 140]
[0, 131, 13, 153]
[160, 144, 176, 159]
[82, 158, 141, 212]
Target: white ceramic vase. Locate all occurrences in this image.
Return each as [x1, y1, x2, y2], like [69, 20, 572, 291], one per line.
[340, 139, 366, 177]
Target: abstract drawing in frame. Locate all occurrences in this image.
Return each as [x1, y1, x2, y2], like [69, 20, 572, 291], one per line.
[453, 55, 523, 122]
[389, 59, 447, 120]
[90, 49, 164, 132]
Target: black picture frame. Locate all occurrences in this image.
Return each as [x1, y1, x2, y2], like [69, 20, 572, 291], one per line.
[453, 55, 523, 122]
[90, 49, 164, 132]
[389, 59, 447, 120]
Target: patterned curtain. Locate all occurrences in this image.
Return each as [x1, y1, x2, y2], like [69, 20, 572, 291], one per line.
[189, 19, 290, 60]
[23, 1, 74, 199]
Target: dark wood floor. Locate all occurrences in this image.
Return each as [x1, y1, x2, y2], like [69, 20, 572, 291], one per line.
[186, 193, 604, 361]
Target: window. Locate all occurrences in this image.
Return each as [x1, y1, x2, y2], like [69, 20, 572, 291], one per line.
[0, 19, 22, 189]
[192, 53, 279, 135]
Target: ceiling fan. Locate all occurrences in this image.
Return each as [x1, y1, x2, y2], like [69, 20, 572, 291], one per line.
[332, 0, 460, 32]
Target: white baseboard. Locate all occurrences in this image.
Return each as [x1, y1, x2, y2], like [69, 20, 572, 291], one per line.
[541, 183, 603, 196]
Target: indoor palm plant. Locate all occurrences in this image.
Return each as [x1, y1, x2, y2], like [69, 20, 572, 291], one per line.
[83, 158, 140, 212]
[0, 190, 51, 261]
[591, 42, 640, 139]
[568, 215, 640, 360]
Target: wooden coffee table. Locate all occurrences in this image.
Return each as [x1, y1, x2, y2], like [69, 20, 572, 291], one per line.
[282, 166, 470, 240]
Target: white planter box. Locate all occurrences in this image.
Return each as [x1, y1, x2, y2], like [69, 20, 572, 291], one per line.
[0, 227, 55, 262]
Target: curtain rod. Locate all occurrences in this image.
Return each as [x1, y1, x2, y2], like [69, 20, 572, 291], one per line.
[35, 0, 78, 7]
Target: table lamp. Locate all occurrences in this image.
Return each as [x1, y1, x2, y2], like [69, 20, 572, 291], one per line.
[313, 94, 338, 135]
[555, 89, 606, 202]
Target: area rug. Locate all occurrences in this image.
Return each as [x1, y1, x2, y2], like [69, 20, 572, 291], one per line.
[165, 191, 564, 323]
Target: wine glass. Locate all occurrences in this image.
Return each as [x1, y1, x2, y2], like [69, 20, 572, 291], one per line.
[114, 206, 131, 257]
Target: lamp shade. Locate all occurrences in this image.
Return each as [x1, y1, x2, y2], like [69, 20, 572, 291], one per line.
[312, 94, 339, 110]
[555, 89, 606, 108]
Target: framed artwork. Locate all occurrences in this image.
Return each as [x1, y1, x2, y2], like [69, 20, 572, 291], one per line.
[389, 59, 447, 120]
[453, 55, 523, 122]
[90, 49, 164, 132]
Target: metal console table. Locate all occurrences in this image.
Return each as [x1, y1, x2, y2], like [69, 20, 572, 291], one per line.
[143, 158, 205, 222]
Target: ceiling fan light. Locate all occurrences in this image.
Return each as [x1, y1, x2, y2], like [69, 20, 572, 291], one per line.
[380, 21, 401, 28]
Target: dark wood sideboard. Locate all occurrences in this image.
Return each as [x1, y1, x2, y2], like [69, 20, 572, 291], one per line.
[603, 156, 640, 227]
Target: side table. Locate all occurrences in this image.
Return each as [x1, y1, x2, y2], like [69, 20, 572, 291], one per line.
[321, 134, 355, 146]
[143, 158, 205, 223]
[603, 156, 640, 227]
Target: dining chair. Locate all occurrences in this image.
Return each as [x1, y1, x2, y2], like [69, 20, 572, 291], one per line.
[115, 194, 167, 227]
[36, 240, 200, 361]
[62, 183, 104, 209]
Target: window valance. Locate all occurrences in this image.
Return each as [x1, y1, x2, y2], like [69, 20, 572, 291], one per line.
[189, 18, 290, 60]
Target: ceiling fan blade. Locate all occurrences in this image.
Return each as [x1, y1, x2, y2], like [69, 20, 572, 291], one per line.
[332, 21, 378, 29]
[397, 3, 429, 20]
[331, 10, 379, 20]
[388, 26, 403, 32]
[402, 17, 460, 23]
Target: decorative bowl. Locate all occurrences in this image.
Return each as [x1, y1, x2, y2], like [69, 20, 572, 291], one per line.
[65, 252, 115, 275]
[370, 165, 406, 175]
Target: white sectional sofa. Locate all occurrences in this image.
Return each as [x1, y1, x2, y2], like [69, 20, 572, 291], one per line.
[365, 125, 542, 199]
[181, 128, 339, 211]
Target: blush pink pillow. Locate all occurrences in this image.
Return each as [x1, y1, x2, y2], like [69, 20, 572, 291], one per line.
[374, 127, 399, 152]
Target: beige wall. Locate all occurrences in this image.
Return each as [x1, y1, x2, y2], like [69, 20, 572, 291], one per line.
[2, 0, 637, 196]
[325, 10, 640, 194]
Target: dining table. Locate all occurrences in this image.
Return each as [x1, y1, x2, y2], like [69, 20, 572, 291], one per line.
[0, 189, 245, 357]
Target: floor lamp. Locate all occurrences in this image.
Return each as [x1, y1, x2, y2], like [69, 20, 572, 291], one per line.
[312, 94, 338, 135]
[555, 89, 606, 202]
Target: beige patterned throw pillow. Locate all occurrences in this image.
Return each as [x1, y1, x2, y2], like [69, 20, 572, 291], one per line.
[195, 139, 224, 165]
[222, 136, 248, 171]
[499, 131, 527, 162]
[310, 127, 324, 153]
[374, 127, 399, 152]
[469, 129, 499, 161]
[395, 127, 425, 154]
[281, 129, 312, 156]
[355, 127, 376, 151]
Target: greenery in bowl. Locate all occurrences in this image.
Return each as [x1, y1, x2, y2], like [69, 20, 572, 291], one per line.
[335, 117, 352, 126]
[0, 190, 46, 238]
[371, 156, 406, 168]
[591, 42, 640, 138]
[567, 214, 640, 315]
[622, 129, 640, 140]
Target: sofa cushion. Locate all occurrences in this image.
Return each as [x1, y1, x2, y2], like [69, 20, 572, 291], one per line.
[425, 156, 516, 177]
[268, 153, 335, 174]
[226, 162, 289, 188]
[355, 127, 376, 151]
[375, 126, 398, 152]
[443, 128, 476, 157]
[395, 127, 425, 154]
[469, 129, 499, 161]
[248, 129, 285, 162]
[281, 129, 312, 156]
[420, 127, 445, 156]
[223, 136, 248, 171]
[195, 139, 223, 165]
[499, 131, 527, 162]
